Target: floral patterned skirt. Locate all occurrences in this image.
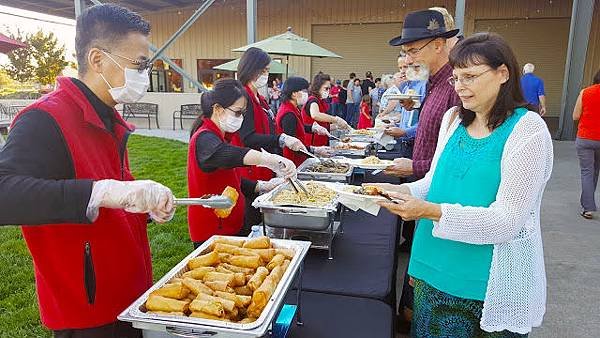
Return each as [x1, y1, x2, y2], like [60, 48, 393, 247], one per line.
[412, 278, 528, 338]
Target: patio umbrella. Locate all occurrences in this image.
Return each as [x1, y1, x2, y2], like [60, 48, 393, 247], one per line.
[0, 33, 27, 54]
[232, 27, 342, 77]
[213, 58, 292, 74]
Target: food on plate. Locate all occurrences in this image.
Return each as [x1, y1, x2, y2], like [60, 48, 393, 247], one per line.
[351, 129, 375, 136]
[341, 137, 351, 143]
[361, 156, 382, 164]
[334, 142, 365, 150]
[352, 185, 383, 196]
[305, 160, 350, 174]
[214, 186, 239, 218]
[271, 182, 337, 207]
[143, 236, 295, 323]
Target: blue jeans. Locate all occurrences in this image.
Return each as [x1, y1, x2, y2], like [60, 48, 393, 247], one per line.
[331, 103, 343, 117]
[345, 103, 358, 126]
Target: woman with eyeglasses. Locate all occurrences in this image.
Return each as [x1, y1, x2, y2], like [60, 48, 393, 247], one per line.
[374, 33, 553, 337]
[302, 73, 351, 147]
[188, 79, 294, 247]
[276, 77, 334, 166]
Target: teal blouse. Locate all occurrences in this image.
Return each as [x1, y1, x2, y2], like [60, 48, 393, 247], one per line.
[408, 108, 527, 301]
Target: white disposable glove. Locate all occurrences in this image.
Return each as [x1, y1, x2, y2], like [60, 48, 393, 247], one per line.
[257, 149, 297, 178]
[311, 146, 334, 158]
[311, 122, 330, 136]
[279, 133, 307, 152]
[334, 116, 351, 130]
[256, 177, 285, 194]
[87, 179, 175, 223]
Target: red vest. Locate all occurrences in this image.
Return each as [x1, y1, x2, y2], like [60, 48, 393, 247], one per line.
[302, 96, 331, 147]
[276, 100, 309, 166]
[232, 85, 275, 181]
[12, 77, 152, 330]
[188, 119, 246, 242]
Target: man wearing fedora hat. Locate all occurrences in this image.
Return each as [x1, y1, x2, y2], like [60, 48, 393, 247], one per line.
[384, 9, 461, 180]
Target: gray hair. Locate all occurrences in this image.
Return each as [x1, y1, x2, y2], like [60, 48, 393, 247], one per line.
[523, 63, 535, 74]
[381, 74, 394, 88]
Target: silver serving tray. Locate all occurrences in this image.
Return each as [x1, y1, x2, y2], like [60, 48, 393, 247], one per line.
[118, 236, 311, 337]
[297, 158, 353, 183]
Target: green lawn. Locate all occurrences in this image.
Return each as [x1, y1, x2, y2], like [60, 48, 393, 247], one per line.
[0, 135, 192, 337]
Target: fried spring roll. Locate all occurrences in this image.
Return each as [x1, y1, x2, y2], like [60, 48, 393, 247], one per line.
[266, 254, 285, 271]
[215, 265, 234, 274]
[190, 311, 227, 321]
[220, 263, 255, 274]
[225, 255, 262, 269]
[188, 251, 220, 269]
[226, 306, 239, 319]
[204, 280, 230, 292]
[249, 248, 276, 262]
[242, 236, 271, 249]
[269, 265, 285, 284]
[203, 271, 235, 285]
[275, 248, 295, 259]
[233, 285, 253, 296]
[215, 243, 261, 258]
[183, 277, 214, 296]
[182, 266, 216, 280]
[218, 253, 232, 261]
[247, 267, 270, 291]
[146, 294, 190, 313]
[195, 292, 236, 312]
[214, 291, 252, 308]
[150, 282, 190, 300]
[247, 277, 276, 318]
[230, 272, 246, 287]
[238, 317, 257, 324]
[281, 259, 291, 272]
[190, 299, 225, 317]
[212, 237, 245, 248]
[148, 311, 186, 317]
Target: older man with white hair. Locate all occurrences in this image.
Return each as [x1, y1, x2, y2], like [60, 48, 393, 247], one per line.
[521, 63, 547, 116]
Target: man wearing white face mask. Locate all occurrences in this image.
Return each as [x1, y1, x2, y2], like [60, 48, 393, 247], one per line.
[188, 78, 292, 247]
[0, 4, 174, 337]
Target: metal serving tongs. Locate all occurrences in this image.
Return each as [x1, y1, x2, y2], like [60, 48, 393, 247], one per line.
[288, 177, 311, 197]
[174, 194, 233, 209]
[297, 148, 325, 164]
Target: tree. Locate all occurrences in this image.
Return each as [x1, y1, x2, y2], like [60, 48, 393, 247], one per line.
[2, 29, 68, 86]
[2, 29, 34, 83]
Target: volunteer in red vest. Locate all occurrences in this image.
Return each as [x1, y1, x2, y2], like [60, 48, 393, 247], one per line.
[302, 73, 351, 147]
[236, 47, 306, 181]
[188, 79, 293, 247]
[275, 76, 333, 166]
[0, 4, 175, 337]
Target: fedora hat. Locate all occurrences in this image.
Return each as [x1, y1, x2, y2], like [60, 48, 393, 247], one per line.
[389, 9, 459, 46]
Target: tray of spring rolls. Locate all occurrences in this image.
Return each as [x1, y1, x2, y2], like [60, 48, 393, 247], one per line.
[252, 180, 340, 231]
[118, 235, 311, 337]
[296, 157, 354, 182]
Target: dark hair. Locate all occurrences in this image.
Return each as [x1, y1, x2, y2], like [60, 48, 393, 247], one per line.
[191, 79, 246, 136]
[237, 47, 271, 85]
[375, 77, 381, 83]
[365, 71, 373, 79]
[281, 77, 310, 102]
[342, 79, 349, 88]
[75, 4, 150, 75]
[449, 32, 530, 130]
[349, 72, 356, 79]
[593, 69, 600, 85]
[353, 78, 361, 84]
[309, 73, 331, 98]
[361, 95, 371, 104]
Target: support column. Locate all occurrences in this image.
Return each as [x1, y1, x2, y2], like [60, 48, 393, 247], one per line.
[74, 0, 86, 17]
[246, 0, 257, 44]
[556, 0, 595, 140]
[454, 0, 466, 35]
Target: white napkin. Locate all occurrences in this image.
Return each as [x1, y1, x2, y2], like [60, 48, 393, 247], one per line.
[338, 195, 381, 216]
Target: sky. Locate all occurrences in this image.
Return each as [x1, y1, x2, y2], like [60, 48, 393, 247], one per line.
[0, 5, 76, 66]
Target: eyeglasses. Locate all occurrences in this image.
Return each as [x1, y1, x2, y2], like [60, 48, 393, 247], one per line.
[403, 39, 435, 57]
[447, 69, 494, 87]
[102, 49, 153, 74]
[323, 87, 331, 91]
[225, 107, 246, 117]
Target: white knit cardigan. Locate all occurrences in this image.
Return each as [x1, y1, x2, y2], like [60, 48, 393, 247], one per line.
[406, 108, 553, 334]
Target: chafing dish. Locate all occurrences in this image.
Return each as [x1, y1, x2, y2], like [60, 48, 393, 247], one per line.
[297, 158, 354, 183]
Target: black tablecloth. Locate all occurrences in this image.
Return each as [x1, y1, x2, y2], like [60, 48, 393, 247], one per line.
[295, 208, 399, 303]
[284, 291, 394, 338]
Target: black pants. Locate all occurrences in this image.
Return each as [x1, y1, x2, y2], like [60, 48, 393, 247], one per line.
[54, 321, 141, 338]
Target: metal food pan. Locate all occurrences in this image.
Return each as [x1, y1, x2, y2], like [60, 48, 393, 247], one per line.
[297, 158, 353, 183]
[118, 236, 311, 338]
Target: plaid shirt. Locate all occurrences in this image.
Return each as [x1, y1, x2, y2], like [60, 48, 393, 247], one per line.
[412, 63, 461, 179]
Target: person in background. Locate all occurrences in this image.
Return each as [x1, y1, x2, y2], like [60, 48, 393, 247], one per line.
[362, 71, 376, 96]
[377, 32, 552, 338]
[302, 73, 351, 147]
[379, 72, 406, 119]
[188, 79, 291, 246]
[345, 72, 357, 124]
[330, 79, 343, 118]
[268, 79, 282, 112]
[430, 6, 460, 50]
[350, 78, 363, 127]
[340, 79, 349, 120]
[358, 95, 373, 129]
[276, 76, 333, 165]
[573, 69, 600, 219]
[370, 77, 382, 119]
[0, 4, 175, 337]
[520, 63, 547, 116]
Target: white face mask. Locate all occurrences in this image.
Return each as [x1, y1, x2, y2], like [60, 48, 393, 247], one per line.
[220, 110, 244, 133]
[100, 51, 150, 104]
[254, 74, 269, 88]
[297, 91, 308, 105]
[321, 90, 330, 99]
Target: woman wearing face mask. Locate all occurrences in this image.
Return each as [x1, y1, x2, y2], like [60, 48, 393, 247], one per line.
[276, 77, 333, 166]
[302, 73, 351, 147]
[235, 47, 307, 182]
[188, 79, 294, 247]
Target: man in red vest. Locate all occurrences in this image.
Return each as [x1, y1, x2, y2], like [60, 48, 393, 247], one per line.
[0, 4, 175, 337]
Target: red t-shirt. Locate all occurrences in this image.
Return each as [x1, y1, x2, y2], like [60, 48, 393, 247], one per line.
[330, 85, 341, 104]
[578, 84, 600, 141]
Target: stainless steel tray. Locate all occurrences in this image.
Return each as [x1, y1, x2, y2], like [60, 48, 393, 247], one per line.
[252, 181, 339, 231]
[297, 158, 353, 183]
[118, 236, 311, 338]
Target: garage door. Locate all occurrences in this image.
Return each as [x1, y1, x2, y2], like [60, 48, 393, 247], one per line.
[311, 22, 403, 83]
[475, 18, 570, 117]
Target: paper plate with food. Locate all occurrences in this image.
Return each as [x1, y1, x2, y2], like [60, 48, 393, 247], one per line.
[332, 184, 392, 202]
[352, 156, 394, 170]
